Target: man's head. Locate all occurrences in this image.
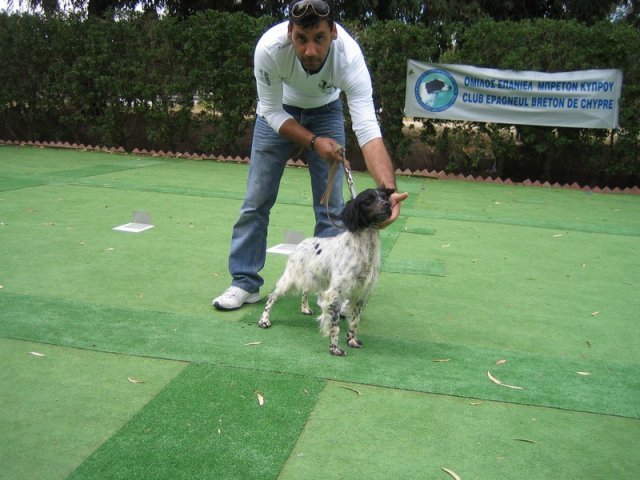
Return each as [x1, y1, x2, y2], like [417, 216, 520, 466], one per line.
[288, 0, 337, 74]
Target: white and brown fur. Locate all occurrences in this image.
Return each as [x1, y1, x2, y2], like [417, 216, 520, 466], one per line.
[258, 187, 394, 356]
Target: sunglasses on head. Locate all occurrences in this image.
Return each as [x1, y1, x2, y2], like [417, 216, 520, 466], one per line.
[291, 0, 330, 18]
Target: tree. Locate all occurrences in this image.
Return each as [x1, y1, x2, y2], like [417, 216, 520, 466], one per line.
[6, 0, 637, 27]
[476, 0, 621, 24]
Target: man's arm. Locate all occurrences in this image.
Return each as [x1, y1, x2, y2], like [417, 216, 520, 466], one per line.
[361, 137, 396, 189]
[361, 137, 409, 226]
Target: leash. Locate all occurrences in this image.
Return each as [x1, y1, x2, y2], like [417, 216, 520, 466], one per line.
[342, 148, 357, 200]
[320, 145, 356, 228]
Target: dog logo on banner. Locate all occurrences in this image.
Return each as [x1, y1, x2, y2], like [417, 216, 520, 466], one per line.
[415, 69, 458, 112]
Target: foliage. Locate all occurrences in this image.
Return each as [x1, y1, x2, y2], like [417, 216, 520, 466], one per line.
[0, 11, 639, 186]
[0, 11, 267, 153]
[176, 12, 273, 152]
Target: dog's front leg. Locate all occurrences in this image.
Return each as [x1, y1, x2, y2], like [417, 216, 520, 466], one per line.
[326, 296, 345, 356]
[346, 300, 364, 348]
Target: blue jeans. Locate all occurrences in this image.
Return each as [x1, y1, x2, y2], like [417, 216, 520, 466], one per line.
[228, 99, 346, 293]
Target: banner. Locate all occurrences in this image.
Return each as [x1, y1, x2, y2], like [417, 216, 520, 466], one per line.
[404, 60, 622, 129]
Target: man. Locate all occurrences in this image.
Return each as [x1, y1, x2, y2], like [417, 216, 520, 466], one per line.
[213, 0, 408, 311]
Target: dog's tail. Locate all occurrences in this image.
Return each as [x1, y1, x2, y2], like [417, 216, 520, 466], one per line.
[317, 295, 339, 337]
[318, 316, 332, 337]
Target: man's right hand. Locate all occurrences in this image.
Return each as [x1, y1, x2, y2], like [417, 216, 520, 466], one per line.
[312, 136, 346, 164]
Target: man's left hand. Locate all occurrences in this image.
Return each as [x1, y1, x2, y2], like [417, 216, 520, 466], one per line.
[378, 191, 409, 228]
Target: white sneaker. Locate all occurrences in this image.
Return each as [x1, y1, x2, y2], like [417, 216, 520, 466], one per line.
[212, 286, 260, 311]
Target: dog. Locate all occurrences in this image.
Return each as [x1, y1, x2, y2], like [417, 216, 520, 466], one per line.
[419, 78, 451, 107]
[258, 187, 395, 356]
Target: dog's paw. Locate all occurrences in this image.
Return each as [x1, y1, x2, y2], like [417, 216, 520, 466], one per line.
[301, 306, 313, 315]
[347, 337, 363, 348]
[258, 317, 272, 328]
[329, 345, 347, 356]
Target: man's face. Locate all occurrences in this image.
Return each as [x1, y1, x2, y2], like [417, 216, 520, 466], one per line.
[288, 20, 337, 73]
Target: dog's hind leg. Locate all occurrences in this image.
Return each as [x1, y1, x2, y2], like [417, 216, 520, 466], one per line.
[258, 293, 277, 328]
[300, 291, 313, 315]
[346, 299, 364, 348]
[258, 275, 293, 329]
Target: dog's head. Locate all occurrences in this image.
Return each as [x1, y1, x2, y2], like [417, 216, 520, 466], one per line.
[340, 187, 395, 232]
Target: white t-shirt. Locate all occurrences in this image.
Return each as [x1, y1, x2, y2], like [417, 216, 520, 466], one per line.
[254, 21, 382, 147]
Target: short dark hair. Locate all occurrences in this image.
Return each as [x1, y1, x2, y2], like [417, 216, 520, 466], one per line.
[288, 0, 335, 28]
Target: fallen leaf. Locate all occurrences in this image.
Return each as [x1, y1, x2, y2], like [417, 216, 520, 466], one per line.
[256, 392, 265, 406]
[104, 247, 114, 251]
[79, 241, 85, 245]
[553, 234, 563, 238]
[244, 342, 262, 346]
[487, 370, 524, 390]
[442, 244, 450, 248]
[591, 311, 600, 317]
[432, 358, 451, 363]
[576, 371, 591, 376]
[442, 467, 461, 480]
[515, 438, 540, 444]
[127, 377, 145, 384]
[470, 401, 482, 406]
[29, 351, 46, 357]
[496, 359, 507, 365]
[337, 385, 361, 396]
[0, 285, 4, 289]
[585, 340, 592, 348]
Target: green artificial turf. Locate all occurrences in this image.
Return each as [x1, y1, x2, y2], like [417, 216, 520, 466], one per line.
[374, 216, 640, 363]
[280, 381, 640, 479]
[408, 179, 640, 236]
[68, 364, 326, 480]
[0, 338, 186, 480]
[0, 147, 167, 192]
[2, 145, 639, 479]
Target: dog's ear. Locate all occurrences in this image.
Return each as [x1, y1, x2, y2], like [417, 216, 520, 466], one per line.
[340, 195, 369, 232]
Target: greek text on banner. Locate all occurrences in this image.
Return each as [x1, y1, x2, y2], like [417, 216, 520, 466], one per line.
[404, 60, 622, 129]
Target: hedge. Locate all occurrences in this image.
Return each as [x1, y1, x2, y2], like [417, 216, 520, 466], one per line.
[0, 12, 272, 153]
[0, 12, 638, 186]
